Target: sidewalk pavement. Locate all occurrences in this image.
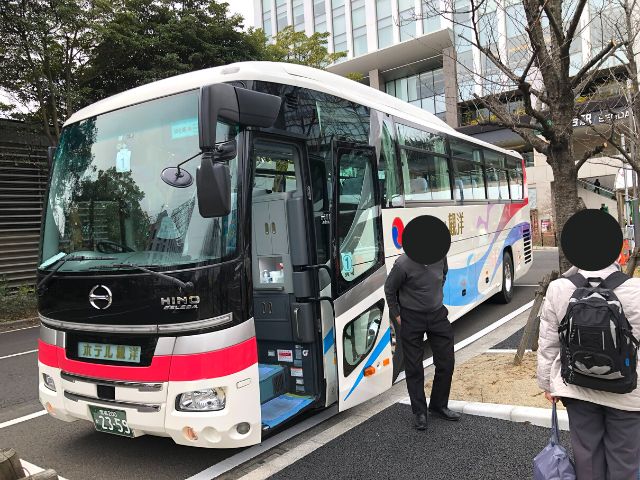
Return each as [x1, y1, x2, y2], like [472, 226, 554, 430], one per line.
[229, 306, 570, 479]
[268, 402, 570, 480]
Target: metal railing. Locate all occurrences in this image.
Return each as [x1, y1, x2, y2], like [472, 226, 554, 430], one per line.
[577, 178, 617, 200]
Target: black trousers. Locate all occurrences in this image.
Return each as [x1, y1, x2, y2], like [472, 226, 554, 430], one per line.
[400, 305, 455, 415]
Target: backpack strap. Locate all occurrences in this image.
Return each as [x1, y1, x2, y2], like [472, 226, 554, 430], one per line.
[566, 273, 589, 288]
[601, 271, 631, 291]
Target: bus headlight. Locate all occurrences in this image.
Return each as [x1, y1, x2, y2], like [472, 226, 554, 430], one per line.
[177, 388, 226, 411]
[42, 373, 56, 392]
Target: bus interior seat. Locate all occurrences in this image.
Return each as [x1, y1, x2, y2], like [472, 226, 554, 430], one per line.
[410, 177, 429, 194]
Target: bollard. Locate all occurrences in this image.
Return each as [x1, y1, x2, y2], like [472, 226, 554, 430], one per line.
[0, 449, 23, 480]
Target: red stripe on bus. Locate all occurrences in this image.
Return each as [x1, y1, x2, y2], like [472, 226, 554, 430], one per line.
[38, 337, 257, 382]
[169, 337, 258, 381]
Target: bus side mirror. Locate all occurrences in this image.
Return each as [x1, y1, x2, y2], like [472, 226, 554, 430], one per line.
[198, 83, 281, 149]
[196, 155, 231, 218]
[197, 83, 281, 218]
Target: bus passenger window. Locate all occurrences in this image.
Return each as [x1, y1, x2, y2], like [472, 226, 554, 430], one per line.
[506, 157, 524, 200]
[401, 150, 451, 201]
[453, 158, 486, 201]
[484, 151, 509, 200]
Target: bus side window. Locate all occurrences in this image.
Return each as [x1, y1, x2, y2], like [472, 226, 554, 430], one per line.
[380, 120, 401, 207]
[484, 150, 509, 200]
[508, 158, 524, 200]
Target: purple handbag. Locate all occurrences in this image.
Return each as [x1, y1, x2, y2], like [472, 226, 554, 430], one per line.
[533, 401, 576, 480]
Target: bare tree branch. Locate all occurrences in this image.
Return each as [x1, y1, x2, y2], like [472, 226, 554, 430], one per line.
[564, 0, 589, 52]
[541, 0, 565, 47]
[473, 93, 551, 154]
[571, 40, 620, 89]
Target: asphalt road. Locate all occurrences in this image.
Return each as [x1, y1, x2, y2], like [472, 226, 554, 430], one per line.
[0, 250, 556, 480]
[271, 403, 571, 480]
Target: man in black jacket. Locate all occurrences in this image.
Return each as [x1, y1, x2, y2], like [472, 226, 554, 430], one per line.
[385, 216, 460, 430]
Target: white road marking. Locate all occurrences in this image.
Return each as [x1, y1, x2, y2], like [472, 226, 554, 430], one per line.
[185, 406, 338, 480]
[395, 300, 534, 383]
[21, 459, 68, 480]
[0, 349, 38, 361]
[0, 325, 39, 335]
[0, 410, 47, 430]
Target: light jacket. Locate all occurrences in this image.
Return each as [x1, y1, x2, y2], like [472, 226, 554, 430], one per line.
[537, 263, 640, 411]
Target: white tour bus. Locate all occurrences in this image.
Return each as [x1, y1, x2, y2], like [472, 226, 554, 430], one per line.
[37, 62, 532, 448]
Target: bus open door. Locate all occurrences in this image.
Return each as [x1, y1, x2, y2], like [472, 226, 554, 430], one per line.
[331, 142, 394, 411]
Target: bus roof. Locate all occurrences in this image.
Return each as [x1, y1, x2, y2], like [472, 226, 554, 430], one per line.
[65, 61, 521, 159]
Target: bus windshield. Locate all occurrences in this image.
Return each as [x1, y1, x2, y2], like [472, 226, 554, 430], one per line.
[40, 90, 240, 272]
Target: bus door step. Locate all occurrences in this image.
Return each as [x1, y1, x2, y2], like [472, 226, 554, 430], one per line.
[260, 393, 314, 430]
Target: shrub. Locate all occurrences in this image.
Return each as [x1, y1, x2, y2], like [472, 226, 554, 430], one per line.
[0, 280, 38, 321]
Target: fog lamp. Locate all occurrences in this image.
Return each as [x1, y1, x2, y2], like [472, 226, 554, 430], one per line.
[43, 373, 56, 392]
[178, 388, 226, 411]
[236, 422, 250, 435]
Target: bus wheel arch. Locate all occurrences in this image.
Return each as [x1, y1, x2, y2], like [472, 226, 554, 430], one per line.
[495, 248, 514, 304]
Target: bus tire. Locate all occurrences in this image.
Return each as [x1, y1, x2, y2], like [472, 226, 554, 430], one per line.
[495, 251, 514, 304]
[390, 316, 403, 383]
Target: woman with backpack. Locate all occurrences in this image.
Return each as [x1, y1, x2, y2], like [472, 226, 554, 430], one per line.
[537, 209, 640, 480]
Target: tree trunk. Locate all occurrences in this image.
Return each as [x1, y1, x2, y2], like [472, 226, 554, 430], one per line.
[549, 146, 580, 273]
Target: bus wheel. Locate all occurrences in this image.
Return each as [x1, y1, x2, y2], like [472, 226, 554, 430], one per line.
[495, 251, 514, 304]
[390, 316, 403, 382]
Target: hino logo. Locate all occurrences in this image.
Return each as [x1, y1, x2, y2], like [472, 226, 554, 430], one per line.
[89, 285, 113, 310]
[161, 296, 200, 310]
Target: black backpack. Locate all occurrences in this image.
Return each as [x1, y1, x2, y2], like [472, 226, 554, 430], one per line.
[558, 271, 640, 394]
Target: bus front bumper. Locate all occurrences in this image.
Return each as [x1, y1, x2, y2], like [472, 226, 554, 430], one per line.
[38, 362, 261, 449]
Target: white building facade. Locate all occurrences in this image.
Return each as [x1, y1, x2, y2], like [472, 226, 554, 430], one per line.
[254, 0, 637, 232]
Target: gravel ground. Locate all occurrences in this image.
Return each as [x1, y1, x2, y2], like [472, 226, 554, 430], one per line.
[270, 403, 571, 480]
[425, 352, 560, 409]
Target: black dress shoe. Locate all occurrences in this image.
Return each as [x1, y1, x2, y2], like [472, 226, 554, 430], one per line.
[429, 407, 461, 421]
[413, 413, 428, 430]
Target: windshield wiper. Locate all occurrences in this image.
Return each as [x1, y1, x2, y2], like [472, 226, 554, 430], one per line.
[37, 255, 117, 293]
[90, 263, 194, 292]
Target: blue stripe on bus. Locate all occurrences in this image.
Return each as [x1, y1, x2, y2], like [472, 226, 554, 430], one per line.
[323, 328, 334, 354]
[343, 327, 391, 402]
[448, 222, 529, 307]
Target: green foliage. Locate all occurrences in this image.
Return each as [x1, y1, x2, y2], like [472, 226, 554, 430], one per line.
[263, 26, 347, 69]
[84, 0, 270, 103]
[0, 0, 271, 140]
[0, 0, 114, 144]
[0, 280, 37, 321]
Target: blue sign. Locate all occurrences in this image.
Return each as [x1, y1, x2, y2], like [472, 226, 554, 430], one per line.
[171, 118, 198, 139]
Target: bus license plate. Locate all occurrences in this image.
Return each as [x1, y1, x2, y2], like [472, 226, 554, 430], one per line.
[89, 406, 134, 438]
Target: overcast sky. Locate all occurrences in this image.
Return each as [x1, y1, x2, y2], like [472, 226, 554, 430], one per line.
[227, 0, 255, 28]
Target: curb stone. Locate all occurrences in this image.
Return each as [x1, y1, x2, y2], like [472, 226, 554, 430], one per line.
[0, 317, 40, 333]
[532, 246, 558, 251]
[399, 397, 569, 431]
